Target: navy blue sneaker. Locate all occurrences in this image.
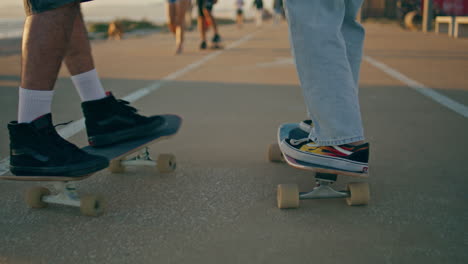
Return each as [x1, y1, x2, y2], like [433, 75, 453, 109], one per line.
[82, 92, 166, 147]
[6, 114, 109, 179]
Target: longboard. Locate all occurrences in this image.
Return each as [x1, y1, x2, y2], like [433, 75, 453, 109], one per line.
[1, 114, 182, 216]
[268, 123, 370, 209]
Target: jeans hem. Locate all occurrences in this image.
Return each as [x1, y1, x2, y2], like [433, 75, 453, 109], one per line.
[309, 135, 365, 146]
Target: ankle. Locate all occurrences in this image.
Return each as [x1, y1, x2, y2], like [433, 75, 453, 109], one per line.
[18, 87, 54, 123]
[71, 69, 106, 102]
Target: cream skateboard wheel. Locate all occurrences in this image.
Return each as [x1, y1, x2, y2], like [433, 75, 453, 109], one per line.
[25, 186, 51, 208]
[108, 159, 125, 173]
[346, 182, 370, 206]
[268, 143, 283, 162]
[277, 184, 300, 209]
[157, 154, 176, 173]
[80, 195, 104, 216]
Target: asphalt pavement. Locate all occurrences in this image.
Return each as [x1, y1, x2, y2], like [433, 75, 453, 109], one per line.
[0, 20, 467, 264]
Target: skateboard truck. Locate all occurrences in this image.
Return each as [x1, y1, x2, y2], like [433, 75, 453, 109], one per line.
[122, 147, 156, 167]
[109, 147, 176, 174]
[299, 173, 348, 200]
[277, 172, 369, 209]
[25, 181, 103, 216]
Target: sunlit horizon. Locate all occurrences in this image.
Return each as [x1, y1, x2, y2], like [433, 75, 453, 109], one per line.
[0, 0, 270, 20]
[1, 0, 165, 7]
[0, 0, 261, 8]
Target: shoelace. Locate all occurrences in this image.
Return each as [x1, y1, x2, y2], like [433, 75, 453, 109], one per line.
[117, 99, 138, 113]
[289, 137, 320, 147]
[289, 138, 310, 146]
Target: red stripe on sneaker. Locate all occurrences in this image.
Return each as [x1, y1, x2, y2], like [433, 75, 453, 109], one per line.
[323, 146, 348, 157]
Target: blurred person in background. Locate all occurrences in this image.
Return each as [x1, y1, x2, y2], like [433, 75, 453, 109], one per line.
[166, 0, 191, 54]
[253, 0, 264, 27]
[235, 0, 244, 29]
[185, 0, 194, 31]
[273, 0, 284, 25]
[197, 0, 221, 49]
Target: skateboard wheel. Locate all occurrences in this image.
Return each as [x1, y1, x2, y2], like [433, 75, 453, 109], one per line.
[346, 182, 370, 206]
[80, 195, 104, 217]
[268, 143, 283, 162]
[108, 160, 125, 173]
[25, 187, 51, 208]
[277, 184, 299, 209]
[157, 154, 176, 173]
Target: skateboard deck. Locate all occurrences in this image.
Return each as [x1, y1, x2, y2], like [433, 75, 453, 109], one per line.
[1, 114, 182, 216]
[269, 123, 370, 209]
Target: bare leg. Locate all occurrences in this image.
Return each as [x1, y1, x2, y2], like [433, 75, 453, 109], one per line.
[197, 16, 207, 44]
[166, 2, 177, 34]
[64, 10, 95, 76]
[203, 9, 218, 35]
[21, 2, 80, 91]
[175, 0, 188, 54]
[237, 13, 243, 29]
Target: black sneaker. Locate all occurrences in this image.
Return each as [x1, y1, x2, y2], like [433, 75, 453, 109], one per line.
[82, 92, 166, 147]
[6, 114, 109, 179]
[212, 34, 221, 43]
[200, 41, 207, 50]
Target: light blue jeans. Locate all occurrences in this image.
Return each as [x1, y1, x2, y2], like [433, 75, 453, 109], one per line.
[284, 0, 365, 146]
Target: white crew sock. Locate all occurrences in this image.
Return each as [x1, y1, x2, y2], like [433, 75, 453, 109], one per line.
[71, 69, 106, 102]
[18, 87, 54, 123]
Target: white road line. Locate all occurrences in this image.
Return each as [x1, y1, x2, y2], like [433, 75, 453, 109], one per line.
[256, 57, 294, 68]
[364, 55, 468, 118]
[0, 157, 9, 176]
[0, 30, 260, 176]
